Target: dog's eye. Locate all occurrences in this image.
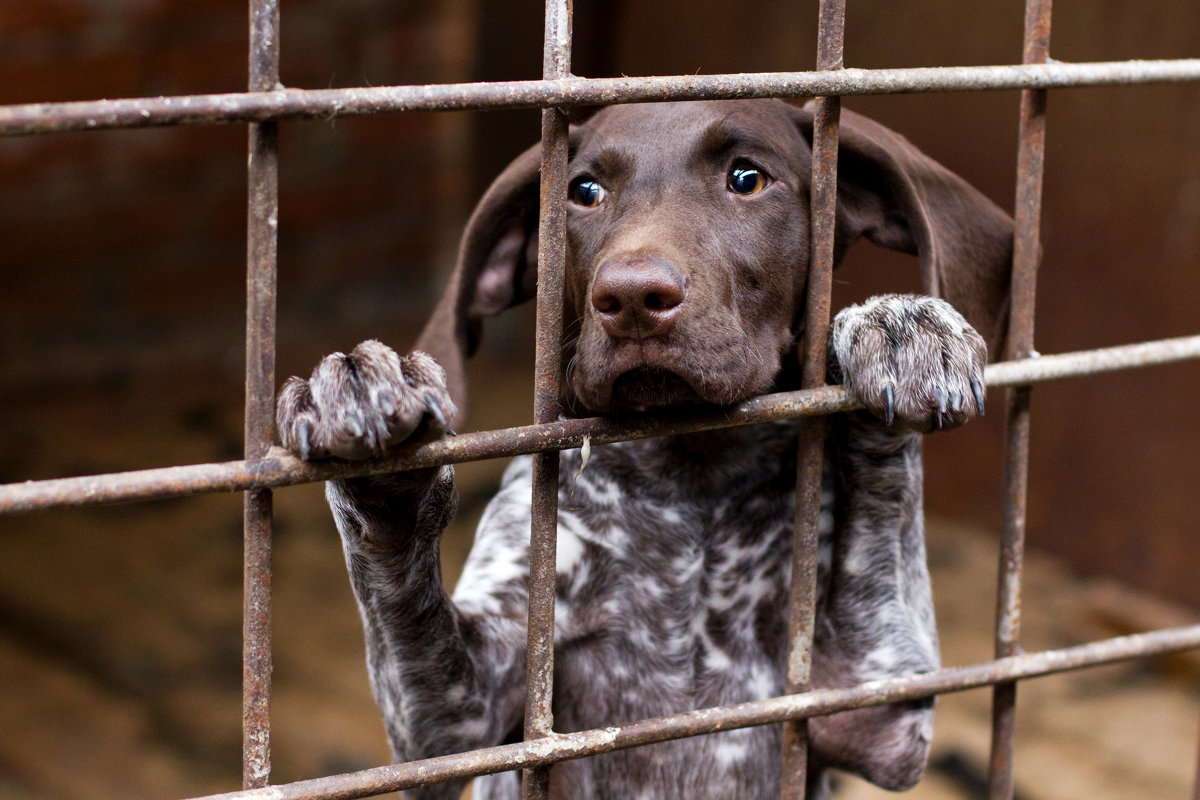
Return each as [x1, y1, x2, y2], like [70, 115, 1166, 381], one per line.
[727, 162, 768, 196]
[570, 177, 607, 208]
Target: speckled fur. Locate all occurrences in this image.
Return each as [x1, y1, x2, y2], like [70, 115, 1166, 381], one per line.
[276, 100, 1012, 799]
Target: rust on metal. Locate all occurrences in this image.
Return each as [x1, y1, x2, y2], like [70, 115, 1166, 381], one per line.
[781, 1, 845, 797]
[3, 335, 1200, 515]
[980, 335, 1200, 386]
[242, 0, 281, 789]
[522, 2, 574, 797]
[3, 60, 1200, 137]
[242, 488, 274, 790]
[184, 626, 1200, 800]
[989, 2, 1052, 798]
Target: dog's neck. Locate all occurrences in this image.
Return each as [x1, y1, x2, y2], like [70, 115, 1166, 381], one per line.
[611, 421, 799, 500]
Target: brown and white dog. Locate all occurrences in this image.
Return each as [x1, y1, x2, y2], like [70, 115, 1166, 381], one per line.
[276, 99, 1012, 799]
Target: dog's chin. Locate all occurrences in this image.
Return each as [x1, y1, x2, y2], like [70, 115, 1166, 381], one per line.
[606, 368, 703, 412]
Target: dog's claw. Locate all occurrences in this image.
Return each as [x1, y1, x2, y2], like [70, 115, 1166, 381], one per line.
[971, 377, 986, 416]
[883, 384, 895, 426]
[932, 387, 948, 415]
[425, 392, 448, 428]
[297, 419, 313, 461]
[377, 389, 396, 418]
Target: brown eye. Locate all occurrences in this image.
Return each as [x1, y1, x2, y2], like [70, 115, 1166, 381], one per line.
[727, 162, 767, 195]
[570, 177, 607, 207]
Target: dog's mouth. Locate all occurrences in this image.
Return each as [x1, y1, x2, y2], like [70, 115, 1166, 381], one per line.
[566, 317, 788, 414]
[607, 367, 703, 411]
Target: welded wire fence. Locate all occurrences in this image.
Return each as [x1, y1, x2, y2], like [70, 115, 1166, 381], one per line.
[2, 1, 1200, 799]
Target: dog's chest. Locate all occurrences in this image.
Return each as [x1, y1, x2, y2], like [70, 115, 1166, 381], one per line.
[462, 431, 831, 799]
[551, 432, 823, 717]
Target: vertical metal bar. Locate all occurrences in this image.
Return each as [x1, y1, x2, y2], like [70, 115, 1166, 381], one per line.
[1193, 711, 1200, 800]
[988, 2, 1050, 799]
[243, 0, 280, 789]
[522, 1, 572, 798]
[780, 2, 845, 798]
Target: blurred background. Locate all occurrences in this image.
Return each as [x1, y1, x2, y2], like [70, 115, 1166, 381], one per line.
[0, 1, 1197, 798]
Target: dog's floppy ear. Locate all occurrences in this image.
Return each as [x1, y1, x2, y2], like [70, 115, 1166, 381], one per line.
[415, 142, 543, 421]
[790, 102, 1014, 355]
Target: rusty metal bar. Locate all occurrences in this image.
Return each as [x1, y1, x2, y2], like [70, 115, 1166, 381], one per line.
[981, 335, 1200, 386]
[242, 0, 280, 789]
[522, 2, 573, 797]
[2, 59, 1200, 137]
[781, 1, 844, 797]
[183, 625, 1200, 800]
[989, 2, 1051, 798]
[1194, 711, 1200, 800]
[3, 333, 1199, 515]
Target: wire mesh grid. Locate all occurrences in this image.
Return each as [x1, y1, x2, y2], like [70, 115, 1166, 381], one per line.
[2, 1, 1200, 799]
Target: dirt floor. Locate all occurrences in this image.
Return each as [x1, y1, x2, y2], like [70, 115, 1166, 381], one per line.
[0, 361, 1197, 800]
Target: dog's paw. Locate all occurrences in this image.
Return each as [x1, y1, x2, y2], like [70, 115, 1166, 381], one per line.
[830, 294, 987, 432]
[276, 341, 456, 460]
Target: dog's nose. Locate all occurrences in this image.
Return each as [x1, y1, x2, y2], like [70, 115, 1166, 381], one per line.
[591, 257, 686, 339]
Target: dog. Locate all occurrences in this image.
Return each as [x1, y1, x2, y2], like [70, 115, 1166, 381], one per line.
[275, 99, 1012, 799]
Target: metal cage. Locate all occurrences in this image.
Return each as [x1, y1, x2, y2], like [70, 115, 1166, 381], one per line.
[3, 1, 1200, 799]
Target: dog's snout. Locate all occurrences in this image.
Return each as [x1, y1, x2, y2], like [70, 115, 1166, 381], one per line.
[591, 257, 685, 339]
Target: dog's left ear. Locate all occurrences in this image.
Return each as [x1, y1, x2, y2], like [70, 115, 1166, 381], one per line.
[790, 103, 1014, 355]
[415, 142, 543, 422]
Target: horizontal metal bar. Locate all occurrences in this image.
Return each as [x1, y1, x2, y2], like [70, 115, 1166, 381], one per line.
[2, 58, 1199, 136]
[0, 385, 851, 513]
[2, 333, 1199, 514]
[183, 624, 1200, 800]
[984, 334, 1200, 386]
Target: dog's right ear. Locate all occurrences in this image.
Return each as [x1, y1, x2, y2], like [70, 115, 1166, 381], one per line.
[415, 142, 543, 422]
[787, 102, 1013, 359]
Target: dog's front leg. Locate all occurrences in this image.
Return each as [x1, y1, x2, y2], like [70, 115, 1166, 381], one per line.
[809, 415, 936, 791]
[808, 294, 988, 791]
[277, 341, 526, 800]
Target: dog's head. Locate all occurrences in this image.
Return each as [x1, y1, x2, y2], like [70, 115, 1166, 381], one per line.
[418, 99, 1012, 421]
